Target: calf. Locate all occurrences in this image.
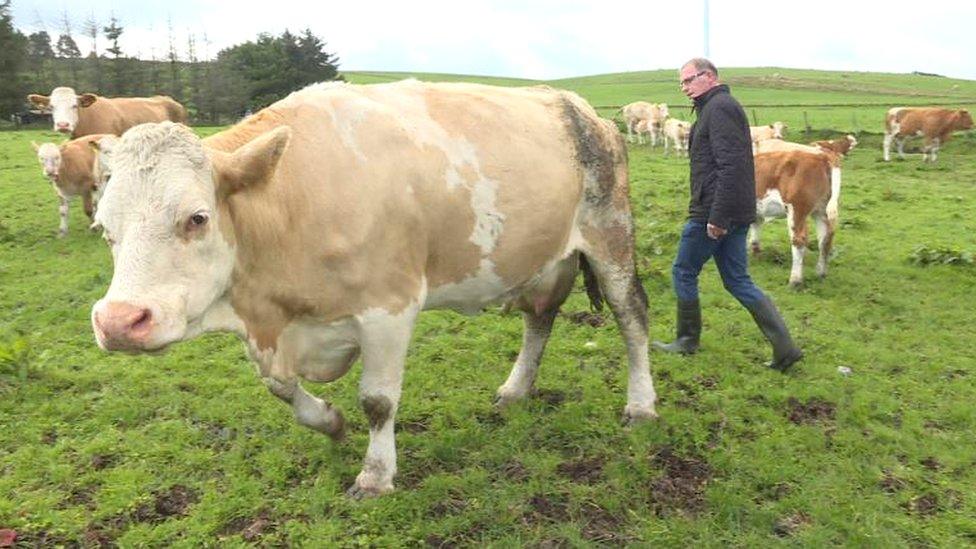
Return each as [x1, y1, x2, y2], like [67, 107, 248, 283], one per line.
[750, 121, 786, 145]
[90, 80, 658, 498]
[620, 101, 668, 145]
[810, 135, 857, 156]
[662, 118, 691, 157]
[32, 134, 116, 237]
[751, 149, 841, 287]
[883, 107, 973, 162]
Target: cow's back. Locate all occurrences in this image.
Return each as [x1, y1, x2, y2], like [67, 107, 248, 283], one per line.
[211, 81, 604, 318]
[75, 96, 187, 137]
[755, 150, 831, 205]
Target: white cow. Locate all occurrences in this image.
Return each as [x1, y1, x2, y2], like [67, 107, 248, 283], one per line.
[620, 101, 668, 145]
[750, 122, 786, 146]
[90, 80, 658, 498]
[662, 118, 691, 157]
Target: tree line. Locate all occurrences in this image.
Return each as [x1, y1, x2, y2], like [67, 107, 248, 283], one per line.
[0, 0, 343, 125]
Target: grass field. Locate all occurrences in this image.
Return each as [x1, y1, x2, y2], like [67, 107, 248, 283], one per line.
[2, 69, 976, 546]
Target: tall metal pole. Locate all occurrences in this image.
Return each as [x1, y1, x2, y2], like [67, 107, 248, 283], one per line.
[704, 0, 710, 58]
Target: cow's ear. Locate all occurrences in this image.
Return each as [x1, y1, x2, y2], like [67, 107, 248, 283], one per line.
[27, 94, 49, 108]
[213, 125, 291, 197]
[78, 94, 98, 108]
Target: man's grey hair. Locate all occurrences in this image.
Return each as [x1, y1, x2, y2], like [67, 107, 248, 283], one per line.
[682, 58, 718, 77]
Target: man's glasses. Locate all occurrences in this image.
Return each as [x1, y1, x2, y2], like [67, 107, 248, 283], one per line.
[680, 71, 708, 86]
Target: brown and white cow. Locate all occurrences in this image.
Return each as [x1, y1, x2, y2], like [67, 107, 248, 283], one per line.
[90, 80, 658, 498]
[750, 121, 786, 145]
[27, 86, 187, 138]
[32, 134, 117, 237]
[883, 107, 973, 162]
[751, 149, 841, 287]
[620, 101, 668, 145]
[662, 118, 691, 157]
[810, 134, 857, 156]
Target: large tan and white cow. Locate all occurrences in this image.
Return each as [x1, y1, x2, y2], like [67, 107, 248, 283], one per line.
[620, 101, 668, 145]
[810, 135, 857, 156]
[751, 149, 841, 287]
[750, 121, 786, 145]
[89, 80, 658, 498]
[662, 118, 691, 157]
[883, 107, 973, 162]
[27, 86, 187, 137]
[32, 134, 117, 237]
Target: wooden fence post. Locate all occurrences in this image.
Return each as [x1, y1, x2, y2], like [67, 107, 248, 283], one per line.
[803, 111, 811, 134]
[751, 109, 758, 126]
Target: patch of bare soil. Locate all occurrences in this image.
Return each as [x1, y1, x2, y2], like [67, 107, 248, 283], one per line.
[564, 311, 606, 328]
[219, 509, 275, 542]
[649, 446, 712, 516]
[786, 397, 835, 425]
[773, 511, 813, 537]
[556, 456, 605, 485]
[904, 493, 940, 516]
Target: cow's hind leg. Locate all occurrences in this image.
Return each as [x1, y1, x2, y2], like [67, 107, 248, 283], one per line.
[813, 209, 835, 279]
[347, 304, 419, 499]
[786, 204, 809, 287]
[582, 250, 657, 423]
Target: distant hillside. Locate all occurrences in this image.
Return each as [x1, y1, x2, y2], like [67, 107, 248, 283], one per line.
[344, 68, 976, 133]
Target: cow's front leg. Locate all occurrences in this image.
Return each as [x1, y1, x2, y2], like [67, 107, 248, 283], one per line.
[495, 308, 558, 406]
[749, 219, 763, 255]
[263, 376, 346, 440]
[56, 193, 69, 238]
[347, 306, 418, 499]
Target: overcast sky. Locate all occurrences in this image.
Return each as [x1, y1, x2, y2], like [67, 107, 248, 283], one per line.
[12, 0, 976, 81]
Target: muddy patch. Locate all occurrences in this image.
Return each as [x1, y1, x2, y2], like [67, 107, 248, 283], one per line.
[648, 446, 712, 516]
[398, 415, 431, 434]
[786, 397, 835, 425]
[564, 310, 606, 328]
[427, 495, 468, 519]
[773, 511, 813, 537]
[499, 459, 530, 482]
[89, 453, 119, 471]
[525, 493, 571, 523]
[904, 493, 940, 516]
[754, 481, 793, 503]
[920, 456, 941, 471]
[879, 469, 907, 493]
[579, 502, 631, 544]
[219, 509, 275, 541]
[556, 456, 605, 484]
[131, 485, 199, 524]
[58, 483, 99, 510]
[533, 388, 566, 410]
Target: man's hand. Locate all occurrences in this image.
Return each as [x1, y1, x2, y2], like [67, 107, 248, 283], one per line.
[707, 223, 727, 239]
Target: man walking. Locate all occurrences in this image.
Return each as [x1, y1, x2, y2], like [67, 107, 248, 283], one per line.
[652, 58, 802, 372]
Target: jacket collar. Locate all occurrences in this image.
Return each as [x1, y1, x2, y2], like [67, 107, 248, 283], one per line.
[693, 84, 730, 112]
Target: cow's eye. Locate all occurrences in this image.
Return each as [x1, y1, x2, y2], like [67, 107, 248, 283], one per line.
[188, 212, 209, 229]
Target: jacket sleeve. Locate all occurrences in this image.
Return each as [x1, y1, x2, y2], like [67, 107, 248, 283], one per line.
[706, 100, 751, 229]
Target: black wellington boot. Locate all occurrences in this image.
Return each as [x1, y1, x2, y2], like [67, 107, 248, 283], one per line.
[652, 299, 701, 355]
[744, 296, 803, 372]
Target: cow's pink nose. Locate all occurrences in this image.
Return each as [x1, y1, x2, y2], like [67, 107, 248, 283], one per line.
[94, 302, 153, 347]
[56, 123, 70, 132]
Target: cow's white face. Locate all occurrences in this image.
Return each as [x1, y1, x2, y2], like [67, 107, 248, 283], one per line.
[93, 135, 119, 186]
[34, 87, 97, 134]
[91, 123, 236, 352]
[772, 121, 786, 139]
[34, 142, 62, 181]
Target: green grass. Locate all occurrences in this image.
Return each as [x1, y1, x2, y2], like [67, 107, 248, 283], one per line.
[2, 69, 976, 546]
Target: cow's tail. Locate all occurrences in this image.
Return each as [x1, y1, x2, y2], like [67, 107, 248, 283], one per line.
[826, 165, 842, 223]
[579, 254, 604, 312]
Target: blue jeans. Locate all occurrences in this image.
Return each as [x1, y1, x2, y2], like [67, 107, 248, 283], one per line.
[672, 220, 766, 305]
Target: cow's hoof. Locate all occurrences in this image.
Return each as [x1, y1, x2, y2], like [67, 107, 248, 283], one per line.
[57, 231, 67, 239]
[622, 405, 658, 426]
[346, 481, 393, 500]
[788, 280, 803, 290]
[493, 389, 526, 409]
